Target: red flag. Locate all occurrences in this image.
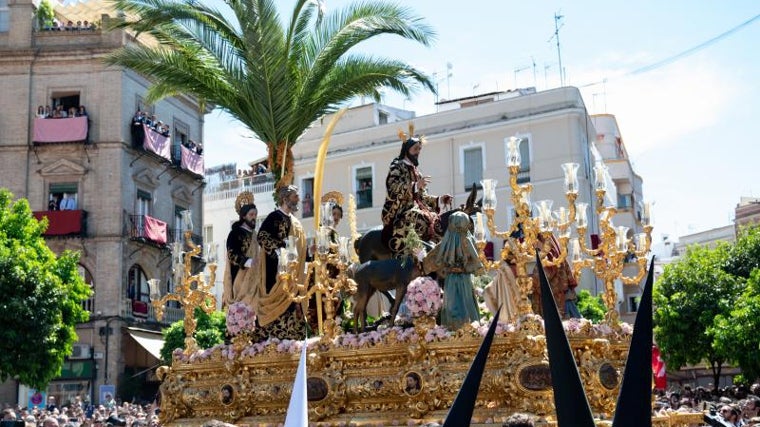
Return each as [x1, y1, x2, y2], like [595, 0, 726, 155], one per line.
[652, 345, 667, 390]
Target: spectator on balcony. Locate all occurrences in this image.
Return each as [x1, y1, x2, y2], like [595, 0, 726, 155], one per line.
[76, 21, 83, 30]
[68, 106, 78, 118]
[36, 105, 47, 118]
[44, 105, 52, 117]
[78, 105, 88, 117]
[59, 193, 77, 210]
[65, 21, 74, 31]
[255, 163, 266, 175]
[48, 195, 58, 211]
[149, 115, 158, 130]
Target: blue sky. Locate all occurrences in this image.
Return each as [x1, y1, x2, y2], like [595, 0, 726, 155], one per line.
[203, 1, 760, 242]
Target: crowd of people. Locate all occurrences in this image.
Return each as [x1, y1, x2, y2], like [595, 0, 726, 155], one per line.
[36, 105, 88, 119]
[131, 111, 170, 138]
[236, 163, 267, 178]
[1, 395, 158, 427]
[41, 20, 98, 31]
[650, 383, 760, 426]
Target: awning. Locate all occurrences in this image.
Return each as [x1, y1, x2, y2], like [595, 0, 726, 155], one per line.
[127, 327, 164, 360]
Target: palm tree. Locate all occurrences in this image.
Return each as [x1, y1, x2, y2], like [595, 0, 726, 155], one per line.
[105, 0, 436, 191]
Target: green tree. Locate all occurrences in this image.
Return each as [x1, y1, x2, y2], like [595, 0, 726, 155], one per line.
[723, 224, 760, 279]
[105, 0, 435, 192]
[0, 189, 90, 389]
[654, 243, 741, 389]
[712, 225, 760, 382]
[576, 289, 605, 323]
[35, 0, 55, 29]
[160, 308, 226, 364]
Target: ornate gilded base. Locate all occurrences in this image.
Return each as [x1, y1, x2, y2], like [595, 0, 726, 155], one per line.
[157, 318, 636, 426]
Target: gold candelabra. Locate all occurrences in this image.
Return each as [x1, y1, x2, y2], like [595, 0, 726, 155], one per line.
[473, 136, 652, 324]
[278, 195, 357, 340]
[149, 211, 217, 354]
[568, 164, 653, 324]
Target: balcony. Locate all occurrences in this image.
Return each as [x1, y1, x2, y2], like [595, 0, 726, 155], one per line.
[123, 299, 184, 325]
[203, 173, 275, 203]
[129, 214, 168, 247]
[33, 117, 89, 145]
[33, 210, 87, 237]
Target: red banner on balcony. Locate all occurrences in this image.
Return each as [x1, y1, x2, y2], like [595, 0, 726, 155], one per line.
[142, 125, 171, 160]
[33, 210, 84, 235]
[181, 145, 204, 175]
[33, 117, 88, 143]
[143, 215, 167, 245]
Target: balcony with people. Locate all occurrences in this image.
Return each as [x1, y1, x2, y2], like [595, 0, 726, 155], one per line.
[130, 110, 205, 178]
[32, 104, 90, 145]
[33, 190, 86, 237]
[203, 162, 275, 202]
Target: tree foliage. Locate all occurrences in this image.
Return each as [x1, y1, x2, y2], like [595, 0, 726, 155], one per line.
[723, 225, 760, 279]
[0, 189, 90, 389]
[576, 289, 605, 323]
[711, 225, 760, 382]
[105, 0, 436, 191]
[160, 308, 226, 364]
[654, 243, 741, 387]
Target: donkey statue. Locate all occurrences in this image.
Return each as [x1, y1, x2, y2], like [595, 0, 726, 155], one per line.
[349, 184, 481, 332]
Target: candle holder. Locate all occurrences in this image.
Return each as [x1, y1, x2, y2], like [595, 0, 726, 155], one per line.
[569, 168, 653, 325]
[278, 191, 356, 340]
[151, 216, 217, 354]
[474, 136, 653, 324]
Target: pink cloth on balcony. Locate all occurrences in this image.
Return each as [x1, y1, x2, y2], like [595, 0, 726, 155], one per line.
[33, 117, 88, 143]
[142, 125, 171, 160]
[181, 145, 204, 175]
[143, 215, 167, 245]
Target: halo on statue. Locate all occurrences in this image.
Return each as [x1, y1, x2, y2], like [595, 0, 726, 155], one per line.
[234, 191, 255, 215]
[321, 191, 344, 207]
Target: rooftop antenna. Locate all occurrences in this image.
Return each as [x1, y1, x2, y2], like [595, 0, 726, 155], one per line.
[446, 62, 453, 99]
[531, 56, 537, 88]
[514, 65, 529, 88]
[549, 12, 565, 86]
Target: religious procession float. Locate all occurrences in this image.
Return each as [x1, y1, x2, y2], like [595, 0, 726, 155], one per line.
[150, 127, 702, 427]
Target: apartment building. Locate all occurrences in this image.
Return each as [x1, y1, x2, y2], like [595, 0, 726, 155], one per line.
[0, 0, 206, 405]
[290, 87, 650, 323]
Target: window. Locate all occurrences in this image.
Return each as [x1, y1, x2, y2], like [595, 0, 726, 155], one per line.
[135, 96, 154, 115]
[378, 111, 389, 125]
[175, 206, 188, 237]
[462, 145, 483, 191]
[78, 265, 94, 313]
[49, 182, 78, 211]
[617, 194, 633, 209]
[127, 264, 149, 303]
[136, 190, 151, 216]
[173, 120, 189, 165]
[301, 178, 314, 218]
[51, 91, 81, 118]
[0, 0, 9, 32]
[203, 225, 213, 244]
[628, 296, 640, 313]
[355, 166, 373, 209]
[506, 135, 531, 184]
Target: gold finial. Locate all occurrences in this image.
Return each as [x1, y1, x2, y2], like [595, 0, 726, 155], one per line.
[321, 191, 344, 206]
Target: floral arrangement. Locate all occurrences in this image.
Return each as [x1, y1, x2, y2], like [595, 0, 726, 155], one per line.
[171, 316, 634, 363]
[226, 302, 256, 336]
[405, 276, 443, 318]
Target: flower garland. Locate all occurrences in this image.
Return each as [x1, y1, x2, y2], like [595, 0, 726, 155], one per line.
[226, 302, 256, 336]
[405, 276, 442, 318]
